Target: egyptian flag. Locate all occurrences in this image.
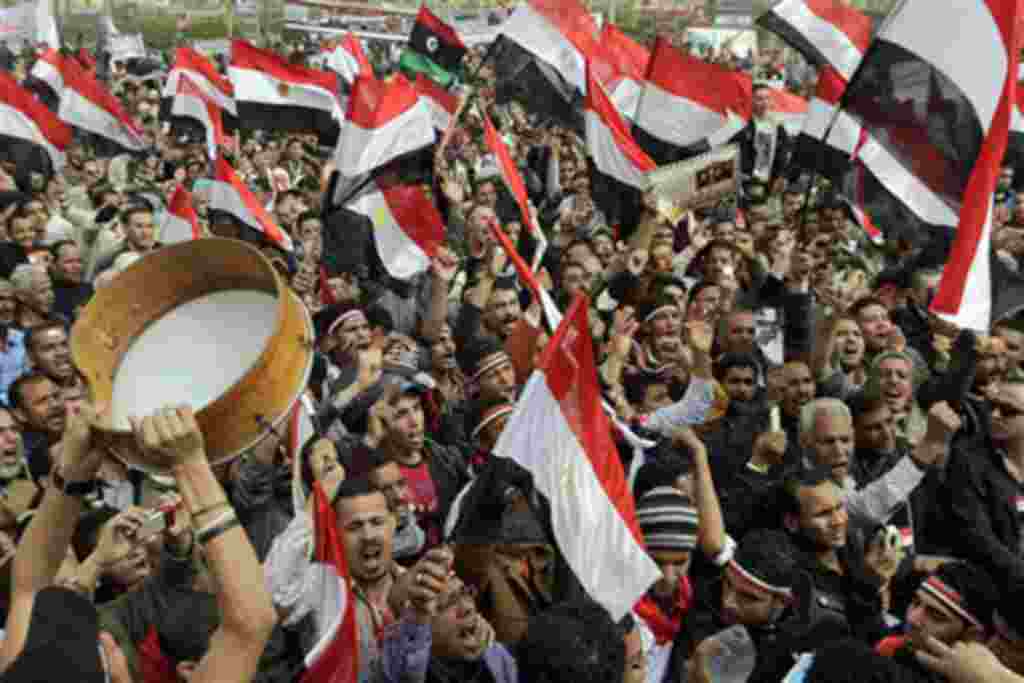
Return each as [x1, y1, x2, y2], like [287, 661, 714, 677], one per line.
[209, 156, 294, 252]
[160, 185, 201, 244]
[299, 481, 359, 683]
[1005, 86, 1024, 169]
[790, 65, 863, 178]
[596, 23, 649, 121]
[28, 48, 66, 108]
[76, 48, 97, 73]
[835, 0, 1020, 332]
[757, 0, 873, 82]
[483, 111, 547, 270]
[413, 73, 457, 132]
[399, 6, 466, 87]
[0, 71, 71, 182]
[334, 74, 435, 178]
[498, 0, 600, 94]
[584, 63, 655, 233]
[493, 294, 661, 621]
[229, 40, 343, 145]
[164, 47, 237, 117]
[347, 179, 444, 280]
[323, 34, 373, 86]
[171, 73, 226, 160]
[491, 36, 582, 132]
[57, 57, 147, 152]
[633, 37, 751, 165]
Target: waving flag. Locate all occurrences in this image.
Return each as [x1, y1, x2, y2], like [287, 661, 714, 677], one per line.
[757, 0, 873, 82]
[58, 57, 146, 152]
[595, 24, 649, 120]
[494, 295, 661, 621]
[209, 156, 294, 252]
[29, 48, 66, 99]
[335, 74, 435, 178]
[299, 482, 359, 683]
[399, 6, 466, 87]
[323, 34, 373, 85]
[412, 73, 458, 131]
[498, 0, 600, 94]
[172, 73, 226, 159]
[633, 37, 751, 163]
[230, 39, 342, 144]
[585, 64, 655, 191]
[768, 87, 809, 136]
[160, 185, 201, 244]
[834, 0, 1020, 332]
[165, 47, 236, 116]
[348, 180, 445, 281]
[0, 71, 71, 176]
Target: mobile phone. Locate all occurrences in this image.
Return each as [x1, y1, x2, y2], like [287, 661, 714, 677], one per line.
[880, 525, 902, 552]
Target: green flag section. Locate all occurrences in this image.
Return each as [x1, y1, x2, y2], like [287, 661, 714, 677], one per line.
[398, 48, 455, 88]
[408, 6, 466, 74]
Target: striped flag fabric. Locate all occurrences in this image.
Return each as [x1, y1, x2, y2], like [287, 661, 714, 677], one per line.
[836, 0, 1020, 332]
[757, 0, 873, 82]
[584, 63, 655, 192]
[633, 37, 751, 164]
[334, 74, 435, 178]
[229, 39, 343, 143]
[209, 156, 294, 252]
[57, 57, 147, 152]
[323, 33, 373, 85]
[348, 180, 445, 281]
[767, 87, 809, 137]
[493, 294, 661, 621]
[0, 71, 71, 176]
[172, 73, 226, 160]
[299, 481, 359, 683]
[399, 6, 466, 87]
[482, 111, 547, 269]
[498, 0, 601, 94]
[790, 65, 863, 178]
[164, 46, 237, 116]
[160, 184, 202, 244]
[29, 48, 66, 99]
[412, 73, 457, 132]
[595, 23, 649, 120]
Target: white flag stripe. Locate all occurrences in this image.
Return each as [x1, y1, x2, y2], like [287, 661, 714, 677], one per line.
[208, 179, 275, 240]
[423, 98, 453, 131]
[164, 68, 236, 115]
[304, 565, 346, 668]
[0, 101, 65, 169]
[884, 1, 1005, 132]
[500, 3, 586, 92]
[610, 77, 642, 121]
[325, 46, 362, 84]
[335, 100, 436, 177]
[229, 66, 340, 116]
[171, 92, 218, 159]
[494, 371, 661, 621]
[770, 0, 865, 80]
[585, 110, 648, 190]
[350, 189, 431, 280]
[634, 82, 726, 147]
[936, 203, 993, 332]
[856, 134, 960, 228]
[159, 212, 195, 244]
[58, 87, 145, 151]
[30, 57, 63, 93]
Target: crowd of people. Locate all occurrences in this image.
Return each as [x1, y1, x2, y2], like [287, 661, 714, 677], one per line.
[0, 24, 1020, 683]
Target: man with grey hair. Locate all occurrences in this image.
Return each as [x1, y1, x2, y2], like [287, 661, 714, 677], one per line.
[9, 264, 56, 330]
[799, 397, 961, 527]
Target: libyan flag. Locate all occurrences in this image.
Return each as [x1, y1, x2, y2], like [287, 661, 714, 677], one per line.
[399, 6, 466, 87]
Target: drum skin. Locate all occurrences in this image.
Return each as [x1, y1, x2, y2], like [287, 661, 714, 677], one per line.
[71, 238, 314, 470]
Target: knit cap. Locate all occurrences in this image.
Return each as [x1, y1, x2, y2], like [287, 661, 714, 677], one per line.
[636, 486, 698, 552]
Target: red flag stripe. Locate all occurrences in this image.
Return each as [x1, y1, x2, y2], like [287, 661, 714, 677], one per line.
[231, 39, 341, 97]
[60, 57, 143, 138]
[0, 71, 71, 154]
[483, 113, 533, 235]
[380, 183, 445, 257]
[212, 156, 294, 252]
[345, 73, 421, 129]
[644, 37, 752, 120]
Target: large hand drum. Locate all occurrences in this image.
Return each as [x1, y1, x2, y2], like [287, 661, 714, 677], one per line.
[71, 238, 314, 470]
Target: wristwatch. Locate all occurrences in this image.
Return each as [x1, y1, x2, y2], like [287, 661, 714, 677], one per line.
[51, 466, 98, 498]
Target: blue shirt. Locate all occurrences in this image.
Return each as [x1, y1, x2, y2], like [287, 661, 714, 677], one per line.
[0, 330, 28, 406]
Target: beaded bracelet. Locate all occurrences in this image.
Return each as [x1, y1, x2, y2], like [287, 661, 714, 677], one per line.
[197, 514, 241, 546]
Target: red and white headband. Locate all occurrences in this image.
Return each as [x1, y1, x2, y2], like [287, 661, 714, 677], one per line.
[726, 559, 793, 602]
[921, 576, 984, 631]
[327, 309, 367, 338]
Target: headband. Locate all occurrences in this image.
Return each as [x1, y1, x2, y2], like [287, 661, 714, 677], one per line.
[326, 309, 367, 339]
[644, 304, 678, 323]
[921, 576, 984, 631]
[471, 404, 514, 439]
[471, 351, 512, 383]
[726, 559, 793, 602]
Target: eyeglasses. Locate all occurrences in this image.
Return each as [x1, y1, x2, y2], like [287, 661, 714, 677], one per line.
[991, 400, 1024, 419]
